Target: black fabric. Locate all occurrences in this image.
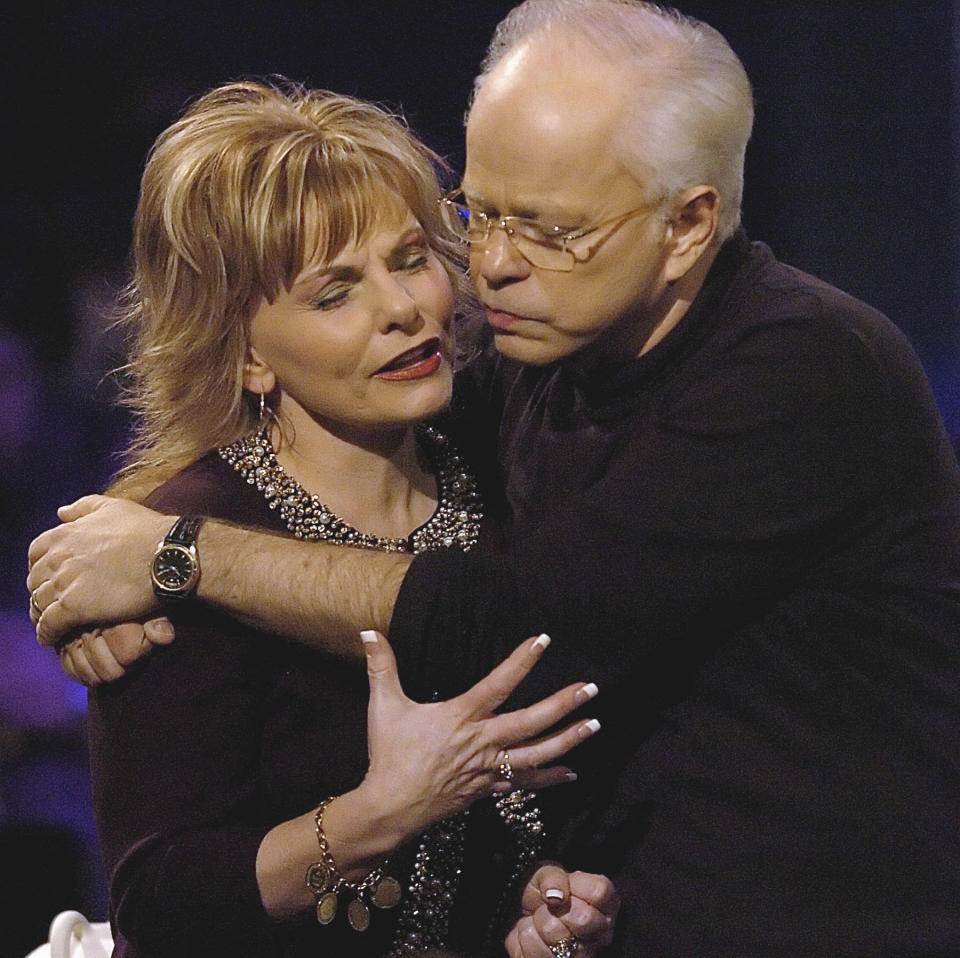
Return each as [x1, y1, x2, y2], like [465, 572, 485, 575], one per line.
[89, 454, 406, 957]
[390, 235, 960, 956]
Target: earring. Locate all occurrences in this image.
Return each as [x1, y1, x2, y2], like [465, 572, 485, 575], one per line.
[259, 389, 266, 427]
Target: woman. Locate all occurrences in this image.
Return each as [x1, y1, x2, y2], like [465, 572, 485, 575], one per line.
[82, 79, 615, 957]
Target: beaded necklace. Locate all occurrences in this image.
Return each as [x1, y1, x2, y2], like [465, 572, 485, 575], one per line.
[218, 423, 482, 554]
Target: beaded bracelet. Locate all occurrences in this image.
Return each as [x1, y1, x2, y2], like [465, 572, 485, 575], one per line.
[304, 796, 402, 932]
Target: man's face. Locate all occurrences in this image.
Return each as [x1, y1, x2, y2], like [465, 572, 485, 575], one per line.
[462, 47, 676, 367]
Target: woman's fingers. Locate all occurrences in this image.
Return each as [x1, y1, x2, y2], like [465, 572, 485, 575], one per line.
[527, 871, 620, 953]
[497, 715, 601, 786]
[489, 678, 600, 752]
[143, 617, 176, 647]
[525, 863, 572, 914]
[502, 765, 577, 794]
[567, 871, 621, 921]
[457, 634, 553, 715]
[56, 624, 158, 685]
[361, 630, 405, 699]
[58, 634, 109, 686]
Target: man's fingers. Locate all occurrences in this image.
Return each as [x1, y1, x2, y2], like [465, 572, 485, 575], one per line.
[56, 494, 111, 522]
[37, 600, 68, 648]
[458, 634, 552, 715]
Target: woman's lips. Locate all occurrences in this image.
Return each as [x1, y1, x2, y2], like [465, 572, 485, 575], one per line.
[374, 338, 444, 381]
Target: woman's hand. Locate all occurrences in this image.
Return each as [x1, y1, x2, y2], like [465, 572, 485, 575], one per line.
[56, 619, 176, 685]
[258, 631, 600, 916]
[358, 630, 600, 836]
[505, 865, 620, 957]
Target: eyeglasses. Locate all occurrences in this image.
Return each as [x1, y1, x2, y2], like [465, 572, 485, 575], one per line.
[438, 189, 656, 272]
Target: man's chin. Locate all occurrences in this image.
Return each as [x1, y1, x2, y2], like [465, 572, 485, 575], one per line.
[492, 330, 570, 366]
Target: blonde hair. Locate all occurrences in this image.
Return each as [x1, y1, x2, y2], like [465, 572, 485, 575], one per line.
[110, 79, 467, 500]
[471, 0, 754, 241]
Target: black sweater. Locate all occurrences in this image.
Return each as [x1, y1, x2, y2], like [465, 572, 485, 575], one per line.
[391, 234, 960, 956]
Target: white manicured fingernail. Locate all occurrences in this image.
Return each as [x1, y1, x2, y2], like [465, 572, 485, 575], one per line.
[578, 682, 599, 701]
[533, 633, 551, 650]
[544, 888, 564, 902]
[564, 771, 578, 782]
[360, 630, 378, 645]
[580, 719, 601, 736]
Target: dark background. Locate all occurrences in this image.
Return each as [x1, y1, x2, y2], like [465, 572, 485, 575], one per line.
[1, 2, 957, 954]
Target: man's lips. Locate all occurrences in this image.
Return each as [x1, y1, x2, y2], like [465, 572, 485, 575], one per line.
[484, 307, 528, 332]
[374, 337, 444, 381]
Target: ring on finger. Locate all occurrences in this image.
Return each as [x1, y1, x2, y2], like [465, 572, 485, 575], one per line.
[30, 589, 43, 616]
[550, 937, 581, 958]
[496, 750, 514, 783]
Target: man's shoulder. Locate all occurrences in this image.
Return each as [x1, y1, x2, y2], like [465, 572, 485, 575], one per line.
[740, 242, 898, 340]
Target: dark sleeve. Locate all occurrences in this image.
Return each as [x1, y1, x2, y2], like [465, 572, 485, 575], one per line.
[88, 467, 280, 956]
[390, 297, 960, 703]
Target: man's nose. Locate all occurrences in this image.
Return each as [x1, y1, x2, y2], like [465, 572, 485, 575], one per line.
[472, 228, 532, 287]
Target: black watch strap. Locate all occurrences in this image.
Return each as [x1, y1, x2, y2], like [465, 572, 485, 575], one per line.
[165, 515, 205, 546]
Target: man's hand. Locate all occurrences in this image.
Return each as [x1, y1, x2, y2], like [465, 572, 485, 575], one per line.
[27, 495, 171, 647]
[505, 865, 620, 957]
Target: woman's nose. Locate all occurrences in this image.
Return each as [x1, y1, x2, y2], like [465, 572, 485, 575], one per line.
[377, 275, 421, 331]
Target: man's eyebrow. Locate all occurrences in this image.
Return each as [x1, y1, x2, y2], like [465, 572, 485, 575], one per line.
[462, 190, 575, 222]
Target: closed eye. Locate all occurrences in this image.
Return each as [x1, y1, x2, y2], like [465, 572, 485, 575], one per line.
[310, 285, 351, 310]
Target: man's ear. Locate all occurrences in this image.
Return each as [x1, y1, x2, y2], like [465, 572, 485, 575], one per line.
[664, 186, 720, 282]
[242, 345, 276, 395]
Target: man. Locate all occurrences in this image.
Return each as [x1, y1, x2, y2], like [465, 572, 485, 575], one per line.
[28, 1, 960, 954]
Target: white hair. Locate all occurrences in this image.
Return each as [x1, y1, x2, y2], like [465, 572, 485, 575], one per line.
[470, 0, 754, 241]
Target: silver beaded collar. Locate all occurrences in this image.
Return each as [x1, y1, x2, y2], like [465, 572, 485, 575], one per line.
[218, 424, 482, 553]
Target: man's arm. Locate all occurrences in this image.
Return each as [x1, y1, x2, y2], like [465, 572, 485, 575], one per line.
[27, 495, 410, 659]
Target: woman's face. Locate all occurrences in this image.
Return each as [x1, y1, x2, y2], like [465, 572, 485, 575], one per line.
[245, 202, 455, 438]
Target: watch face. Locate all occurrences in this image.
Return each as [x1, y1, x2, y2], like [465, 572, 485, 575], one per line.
[152, 544, 198, 593]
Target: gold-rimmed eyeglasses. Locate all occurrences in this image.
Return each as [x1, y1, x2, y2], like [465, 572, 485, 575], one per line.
[438, 189, 656, 272]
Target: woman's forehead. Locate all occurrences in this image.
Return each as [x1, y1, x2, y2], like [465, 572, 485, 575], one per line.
[299, 189, 417, 265]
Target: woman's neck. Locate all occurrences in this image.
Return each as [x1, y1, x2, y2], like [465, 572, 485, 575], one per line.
[267, 409, 437, 541]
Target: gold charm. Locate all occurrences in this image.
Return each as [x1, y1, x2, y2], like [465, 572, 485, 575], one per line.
[316, 891, 338, 925]
[305, 861, 333, 896]
[347, 896, 371, 932]
[370, 875, 402, 909]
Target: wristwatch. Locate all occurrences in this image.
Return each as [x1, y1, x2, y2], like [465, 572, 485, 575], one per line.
[151, 515, 205, 600]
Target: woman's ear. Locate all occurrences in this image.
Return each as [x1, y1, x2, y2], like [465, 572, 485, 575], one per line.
[664, 185, 720, 283]
[242, 345, 277, 395]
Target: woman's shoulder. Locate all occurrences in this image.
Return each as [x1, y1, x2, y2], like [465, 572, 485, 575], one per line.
[144, 450, 280, 529]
